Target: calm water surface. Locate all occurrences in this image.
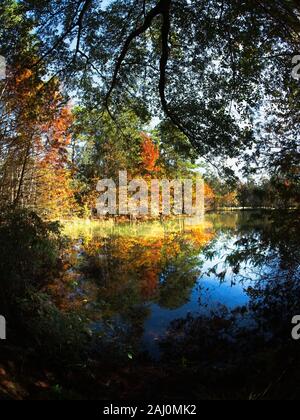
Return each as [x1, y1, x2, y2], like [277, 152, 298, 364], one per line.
[51, 211, 299, 359]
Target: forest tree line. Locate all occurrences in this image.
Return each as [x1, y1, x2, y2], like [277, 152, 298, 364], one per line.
[0, 0, 299, 218]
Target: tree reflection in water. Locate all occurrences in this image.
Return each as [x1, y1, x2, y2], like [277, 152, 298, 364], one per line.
[45, 211, 300, 398]
[160, 211, 300, 399]
[49, 219, 214, 351]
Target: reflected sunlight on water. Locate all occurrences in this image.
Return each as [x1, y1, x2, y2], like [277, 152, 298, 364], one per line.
[47, 211, 300, 359]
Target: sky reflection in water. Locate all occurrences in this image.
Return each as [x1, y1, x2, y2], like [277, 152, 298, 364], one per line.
[57, 211, 299, 359]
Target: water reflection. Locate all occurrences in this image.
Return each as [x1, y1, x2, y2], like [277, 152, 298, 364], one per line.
[48, 211, 300, 363]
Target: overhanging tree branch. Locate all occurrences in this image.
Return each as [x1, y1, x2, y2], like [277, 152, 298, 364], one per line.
[157, 0, 193, 141]
[104, 0, 193, 141]
[105, 0, 168, 107]
[74, 0, 93, 58]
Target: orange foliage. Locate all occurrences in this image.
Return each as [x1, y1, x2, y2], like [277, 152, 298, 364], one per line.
[204, 183, 216, 208]
[141, 270, 158, 299]
[140, 133, 160, 173]
[15, 68, 33, 85]
[38, 107, 73, 168]
[204, 183, 215, 200]
[222, 191, 238, 207]
[35, 106, 77, 218]
[46, 224, 216, 314]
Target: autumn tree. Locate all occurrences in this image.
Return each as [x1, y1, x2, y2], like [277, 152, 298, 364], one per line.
[204, 184, 216, 210]
[35, 107, 78, 218]
[0, 1, 77, 217]
[0, 64, 63, 207]
[17, 0, 300, 181]
[140, 133, 160, 175]
[72, 108, 148, 214]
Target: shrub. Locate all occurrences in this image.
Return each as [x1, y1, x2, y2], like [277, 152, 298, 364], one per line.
[0, 207, 62, 304]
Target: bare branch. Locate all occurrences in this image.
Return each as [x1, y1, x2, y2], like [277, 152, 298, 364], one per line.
[105, 0, 167, 107]
[74, 0, 93, 58]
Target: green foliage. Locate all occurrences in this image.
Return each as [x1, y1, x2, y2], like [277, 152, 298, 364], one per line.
[14, 0, 300, 178]
[0, 208, 91, 368]
[73, 108, 146, 181]
[18, 290, 90, 366]
[155, 120, 199, 178]
[237, 178, 300, 209]
[0, 207, 62, 301]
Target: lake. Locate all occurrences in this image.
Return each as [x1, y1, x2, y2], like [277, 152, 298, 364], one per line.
[49, 210, 299, 363]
